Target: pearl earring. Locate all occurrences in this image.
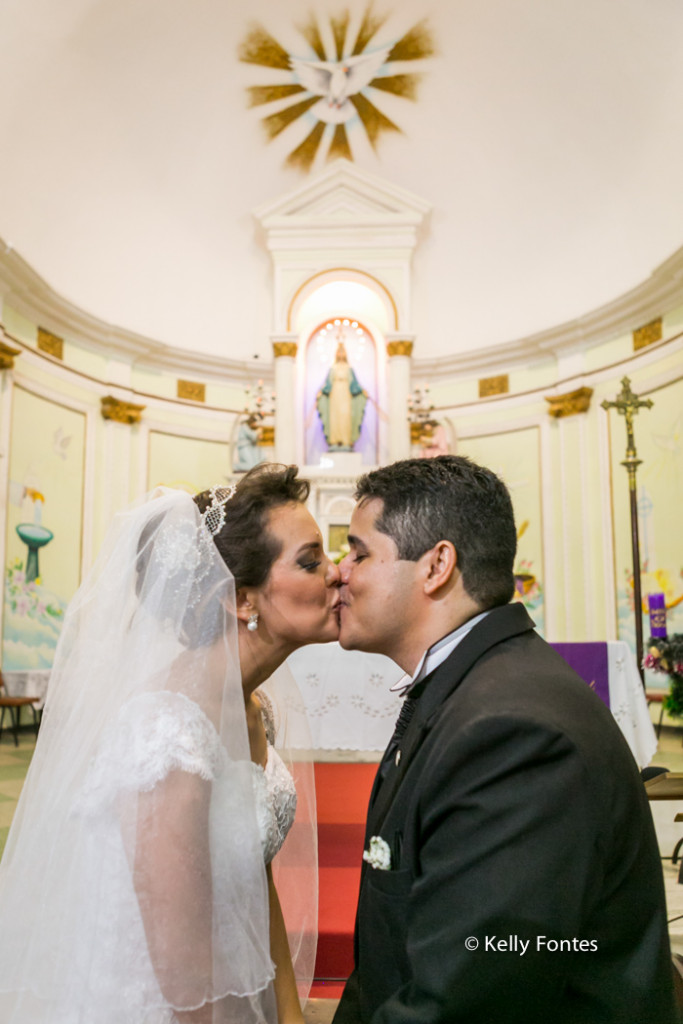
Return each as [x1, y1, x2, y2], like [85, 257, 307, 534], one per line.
[247, 613, 259, 632]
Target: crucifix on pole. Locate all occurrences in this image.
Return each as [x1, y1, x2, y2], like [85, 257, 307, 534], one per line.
[601, 376, 653, 686]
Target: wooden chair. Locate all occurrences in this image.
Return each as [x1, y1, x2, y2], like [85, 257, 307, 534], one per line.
[0, 671, 41, 747]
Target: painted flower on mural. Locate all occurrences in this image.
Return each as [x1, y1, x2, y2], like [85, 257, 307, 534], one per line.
[3, 560, 66, 671]
[5, 561, 63, 623]
[238, 6, 434, 172]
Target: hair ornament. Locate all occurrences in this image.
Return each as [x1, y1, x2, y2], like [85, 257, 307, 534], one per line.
[202, 484, 237, 536]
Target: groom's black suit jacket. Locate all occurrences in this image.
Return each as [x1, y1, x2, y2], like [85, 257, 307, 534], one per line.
[333, 604, 676, 1024]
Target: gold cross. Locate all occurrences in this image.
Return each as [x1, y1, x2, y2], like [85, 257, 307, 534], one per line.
[601, 376, 652, 459]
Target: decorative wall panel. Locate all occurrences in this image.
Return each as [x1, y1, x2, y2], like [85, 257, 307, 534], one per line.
[3, 386, 86, 669]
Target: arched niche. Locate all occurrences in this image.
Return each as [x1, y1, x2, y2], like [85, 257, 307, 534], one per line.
[254, 160, 428, 466]
[303, 315, 378, 466]
[254, 159, 430, 341]
[292, 277, 390, 466]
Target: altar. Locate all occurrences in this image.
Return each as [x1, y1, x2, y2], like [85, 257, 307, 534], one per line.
[288, 640, 657, 768]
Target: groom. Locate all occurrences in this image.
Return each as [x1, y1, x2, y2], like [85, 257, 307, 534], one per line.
[332, 456, 676, 1024]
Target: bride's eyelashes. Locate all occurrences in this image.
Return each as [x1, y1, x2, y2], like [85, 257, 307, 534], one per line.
[298, 559, 322, 572]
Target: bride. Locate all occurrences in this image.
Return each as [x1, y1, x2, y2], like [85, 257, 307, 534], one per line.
[0, 464, 341, 1023]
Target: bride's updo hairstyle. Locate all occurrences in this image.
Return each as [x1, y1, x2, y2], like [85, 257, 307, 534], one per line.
[193, 463, 310, 589]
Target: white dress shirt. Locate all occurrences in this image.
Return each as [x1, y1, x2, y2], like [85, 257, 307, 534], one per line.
[390, 609, 491, 696]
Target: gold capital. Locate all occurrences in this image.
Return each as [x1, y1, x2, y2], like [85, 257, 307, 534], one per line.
[0, 339, 21, 370]
[101, 396, 145, 425]
[273, 342, 297, 358]
[545, 386, 593, 419]
[387, 340, 413, 357]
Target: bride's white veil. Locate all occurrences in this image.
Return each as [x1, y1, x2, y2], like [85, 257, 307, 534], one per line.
[260, 665, 319, 1004]
[0, 487, 315, 1023]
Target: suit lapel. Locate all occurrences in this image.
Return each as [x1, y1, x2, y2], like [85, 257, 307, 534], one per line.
[366, 603, 535, 839]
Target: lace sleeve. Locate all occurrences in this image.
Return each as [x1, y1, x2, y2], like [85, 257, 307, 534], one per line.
[75, 690, 226, 814]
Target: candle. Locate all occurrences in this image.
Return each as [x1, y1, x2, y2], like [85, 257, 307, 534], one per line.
[648, 593, 667, 638]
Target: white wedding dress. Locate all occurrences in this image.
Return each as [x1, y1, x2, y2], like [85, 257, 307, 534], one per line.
[9, 691, 297, 1024]
[0, 490, 317, 1024]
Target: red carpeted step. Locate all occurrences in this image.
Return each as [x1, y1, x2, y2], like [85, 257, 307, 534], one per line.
[315, 866, 360, 978]
[314, 763, 378, 981]
[314, 762, 377, 823]
[318, 823, 365, 867]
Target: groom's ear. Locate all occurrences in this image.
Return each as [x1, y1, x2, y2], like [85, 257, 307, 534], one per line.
[422, 540, 457, 595]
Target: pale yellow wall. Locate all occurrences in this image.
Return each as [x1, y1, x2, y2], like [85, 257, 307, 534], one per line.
[458, 426, 545, 634]
[147, 431, 232, 494]
[0, 299, 681, 670]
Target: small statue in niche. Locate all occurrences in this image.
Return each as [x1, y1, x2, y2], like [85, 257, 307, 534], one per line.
[418, 419, 449, 459]
[316, 342, 367, 450]
[233, 413, 265, 472]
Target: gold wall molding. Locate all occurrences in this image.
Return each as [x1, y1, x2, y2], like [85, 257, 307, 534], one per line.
[387, 340, 413, 357]
[101, 396, 146, 425]
[258, 425, 275, 446]
[273, 341, 297, 358]
[37, 327, 64, 360]
[0, 339, 21, 369]
[633, 317, 662, 351]
[545, 386, 594, 419]
[479, 374, 509, 398]
[177, 379, 205, 402]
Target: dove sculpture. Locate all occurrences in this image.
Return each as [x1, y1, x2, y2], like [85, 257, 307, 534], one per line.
[290, 47, 391, 123]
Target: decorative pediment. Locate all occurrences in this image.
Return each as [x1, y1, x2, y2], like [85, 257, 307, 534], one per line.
[255, 160, 430, 335]
[254, 159, 430, 244]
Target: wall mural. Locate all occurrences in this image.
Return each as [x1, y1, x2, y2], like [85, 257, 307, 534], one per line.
[238, 5, 434, 172]
[3, 388, 85, 671]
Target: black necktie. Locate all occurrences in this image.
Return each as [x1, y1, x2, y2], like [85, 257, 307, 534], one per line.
[380, 694, 418, 778]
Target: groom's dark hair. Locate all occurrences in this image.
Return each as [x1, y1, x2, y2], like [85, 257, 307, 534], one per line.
[354, 455, 517, 609]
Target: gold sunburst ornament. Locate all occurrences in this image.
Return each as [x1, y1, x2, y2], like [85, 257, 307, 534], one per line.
[238, 6, 434, 172]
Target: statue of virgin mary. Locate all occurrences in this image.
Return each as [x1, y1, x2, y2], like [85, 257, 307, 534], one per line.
[316, 342, 367, 450]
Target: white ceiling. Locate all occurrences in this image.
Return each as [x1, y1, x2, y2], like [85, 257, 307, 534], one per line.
[1, 0, 682, 361]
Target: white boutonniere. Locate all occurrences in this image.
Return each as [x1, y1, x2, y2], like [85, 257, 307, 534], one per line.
[363, 835, 391, 871]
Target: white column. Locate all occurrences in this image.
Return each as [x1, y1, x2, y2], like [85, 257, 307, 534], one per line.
[387, 340, 413, 462]
[272, 340, 297, 464]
